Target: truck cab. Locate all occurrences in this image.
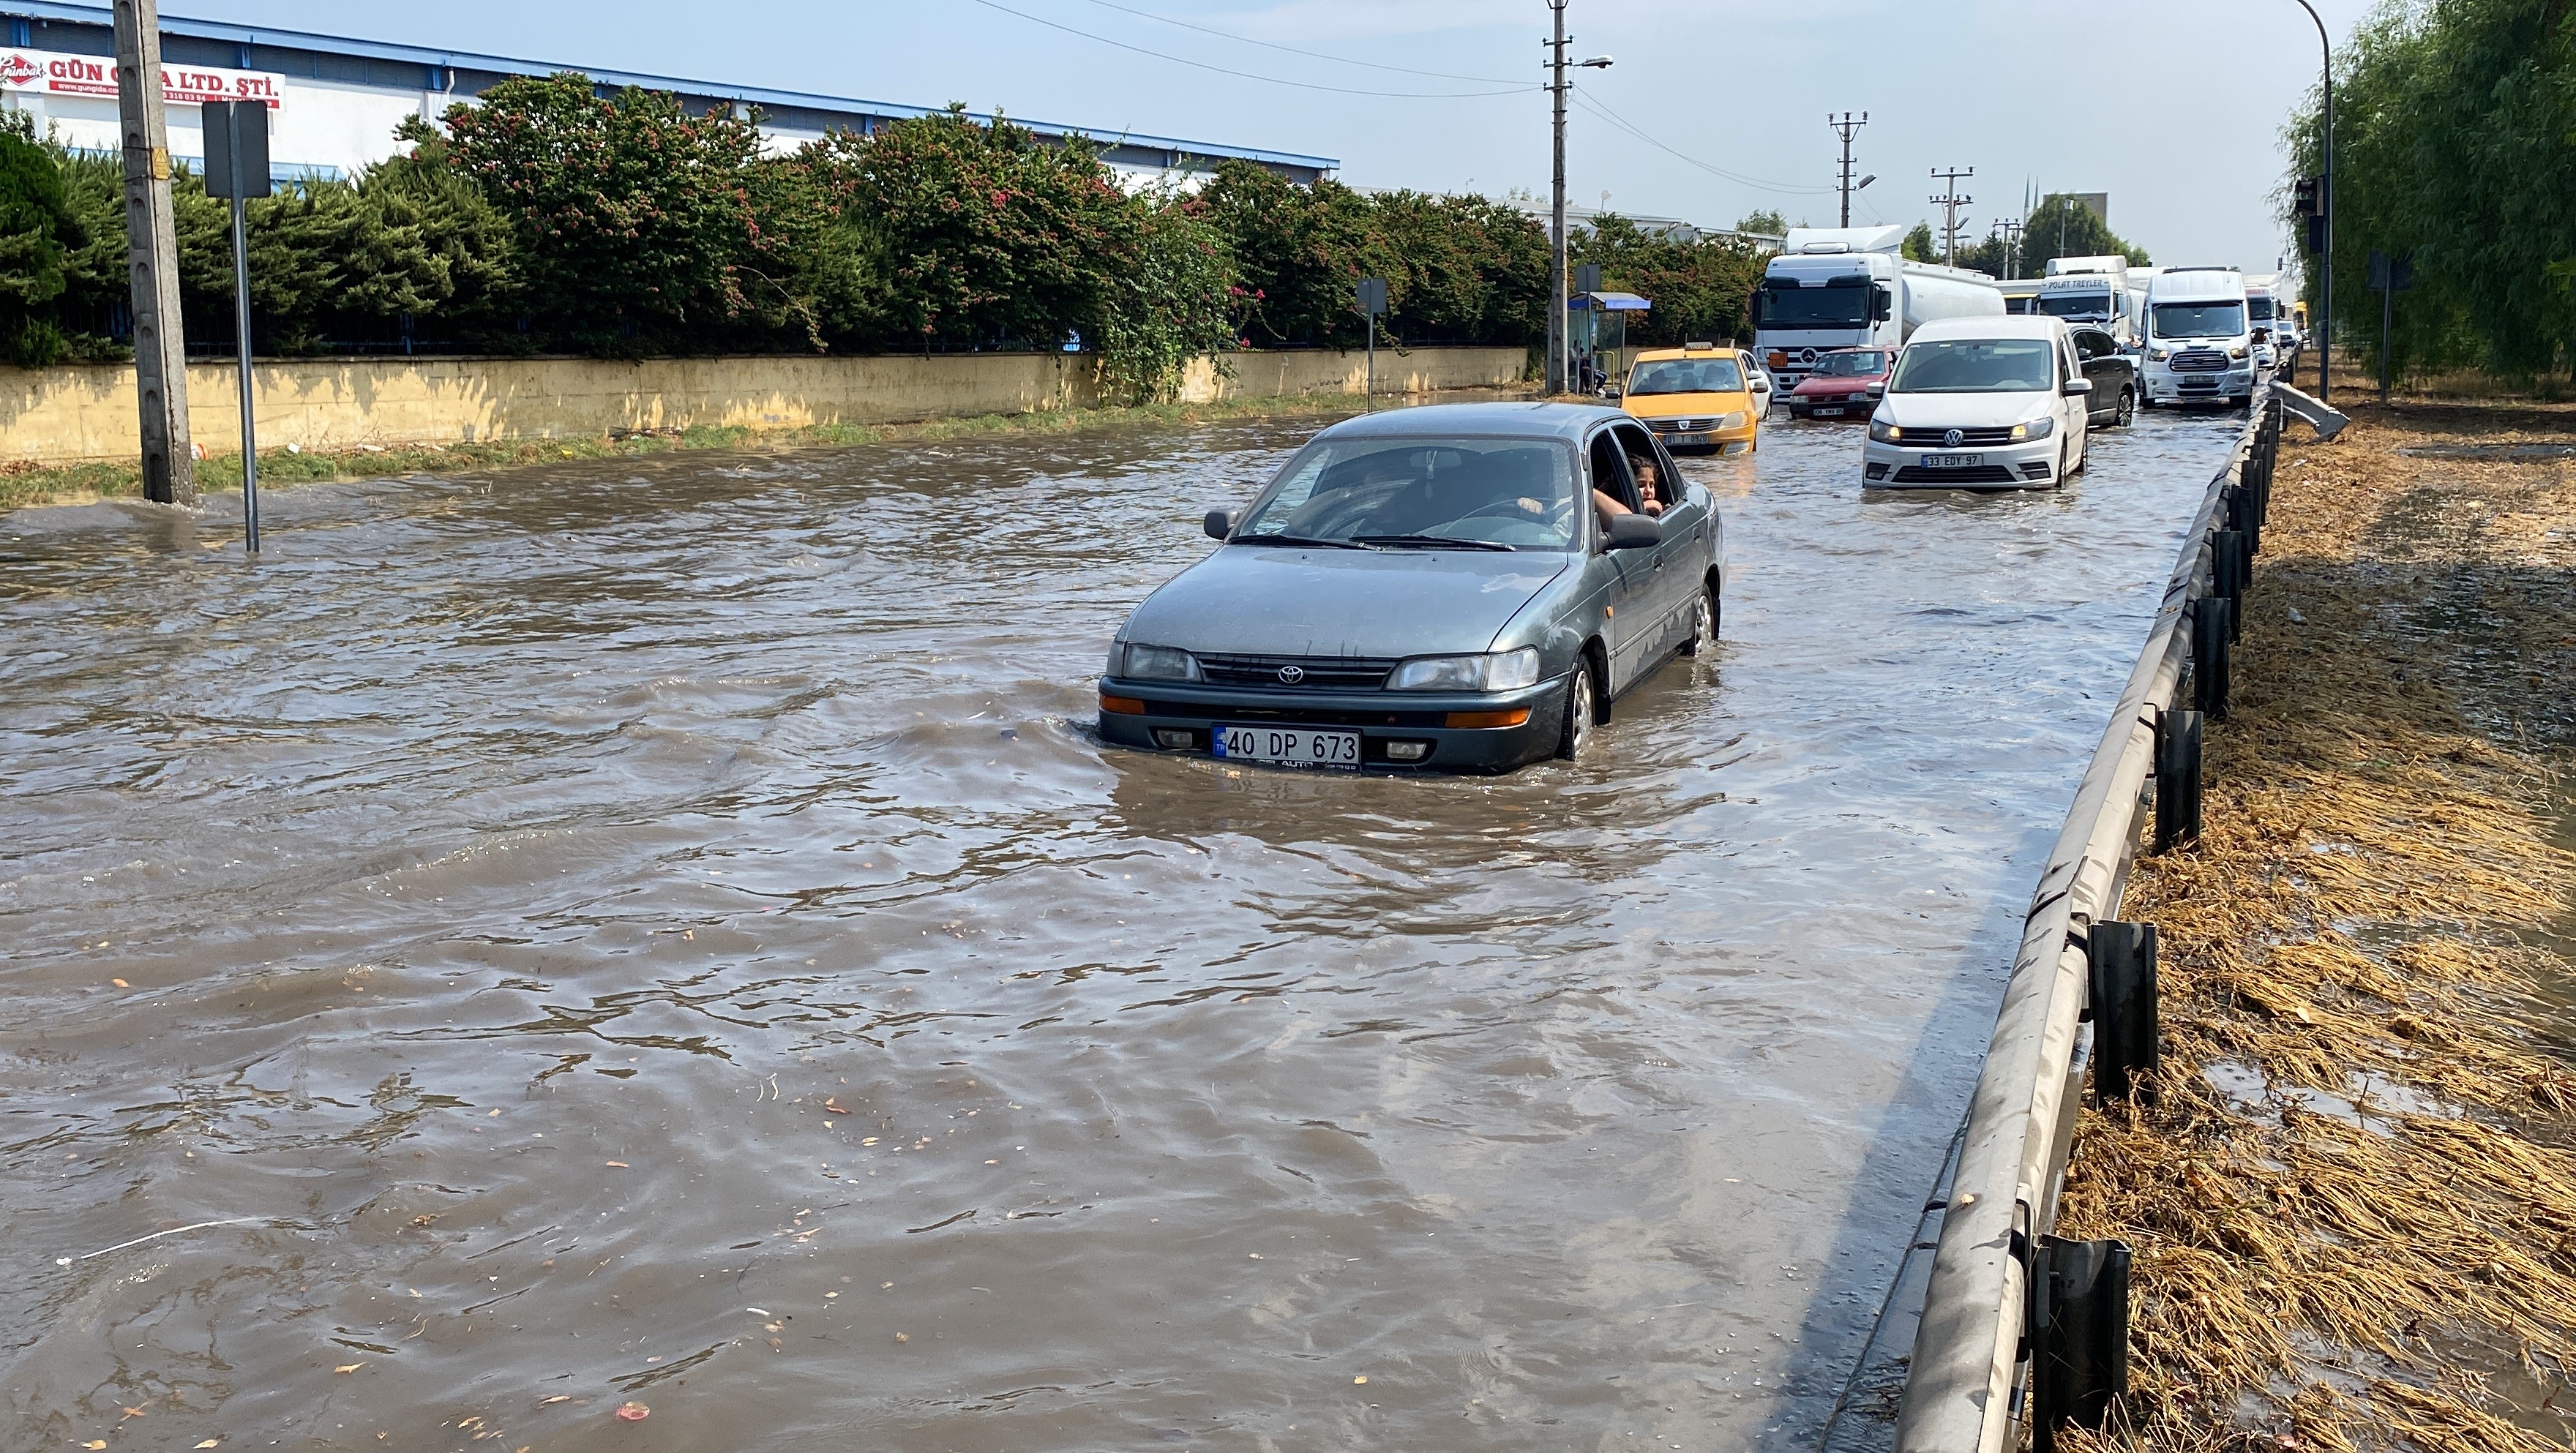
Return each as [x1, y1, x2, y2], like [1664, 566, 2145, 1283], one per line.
[2141, 268, 2256, 409]
[2034, 274, 2135, 347]
[1753, 226, 2004, 390]
[2244, 278, 2287, 367]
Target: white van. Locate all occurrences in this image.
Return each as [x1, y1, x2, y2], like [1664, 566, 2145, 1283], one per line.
[2141, 268, 2256, 409]
[1862, 315, 2092, 490]
[2244, 276, 2288, 367]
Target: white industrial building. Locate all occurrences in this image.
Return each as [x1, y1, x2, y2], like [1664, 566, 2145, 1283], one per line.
[0, 1, 1336, 187]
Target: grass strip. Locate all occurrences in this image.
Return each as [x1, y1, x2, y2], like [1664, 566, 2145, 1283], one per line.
[2056, 400, 2576, 1453]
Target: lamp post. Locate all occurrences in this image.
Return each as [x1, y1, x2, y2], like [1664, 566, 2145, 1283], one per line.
[2291, 0, 2332, 402]
[1543, 4, 1611, 396]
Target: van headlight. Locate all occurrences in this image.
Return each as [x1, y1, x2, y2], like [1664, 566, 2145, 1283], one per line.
[2228, 345, 2250, 360]
[2010, 416, 2056, 441]
[1117, 643, 1201, 682]
[1388, 647, 1542, 692]
[2148, 347, 2171, 362]
[1868, 418, 1902, 443]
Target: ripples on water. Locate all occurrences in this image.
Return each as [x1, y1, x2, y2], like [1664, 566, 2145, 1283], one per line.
[0, 409, 2239, 1450]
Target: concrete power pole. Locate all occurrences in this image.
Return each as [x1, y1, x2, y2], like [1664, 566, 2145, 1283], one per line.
[1930, 166, 1974, 266]
[113, 0, 194, 505]
[1830, 112, 1867, 228]
[1545, 0, 1569, 396]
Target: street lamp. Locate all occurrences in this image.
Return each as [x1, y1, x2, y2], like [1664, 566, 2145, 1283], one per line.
[2291, 0, 2332, 402]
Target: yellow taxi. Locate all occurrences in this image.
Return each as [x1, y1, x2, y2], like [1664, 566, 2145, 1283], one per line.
[1620, 342, 1767, 454]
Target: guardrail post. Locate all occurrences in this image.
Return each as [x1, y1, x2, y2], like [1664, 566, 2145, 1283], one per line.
[2152, 706, 2202, 852]
[2028, 1236, 2133, 1451]
[2190, 597, 2231, 718]
[2214, 530, 2249, 641]
[2086, 920, 2159, 1100]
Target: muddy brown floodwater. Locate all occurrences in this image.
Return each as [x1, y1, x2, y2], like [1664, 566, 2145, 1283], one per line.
[0, 406, 2238, 1452]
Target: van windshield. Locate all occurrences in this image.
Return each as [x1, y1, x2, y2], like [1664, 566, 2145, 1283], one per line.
[1628, 357, 1745, 394]
[2152, 302, 2247, 339]
[1888, 338, 2059, 394]
[1757, 281, 1873, 329]
[2037, 290, 2113, 319]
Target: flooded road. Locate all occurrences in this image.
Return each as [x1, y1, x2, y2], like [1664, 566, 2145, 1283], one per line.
[0, 405, 2238, 1452]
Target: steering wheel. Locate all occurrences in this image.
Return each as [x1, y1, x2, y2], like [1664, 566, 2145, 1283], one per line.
[1460, 497, 1575, 525]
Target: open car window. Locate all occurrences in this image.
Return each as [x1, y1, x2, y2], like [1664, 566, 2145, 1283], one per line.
[1587, 429, 1641, 524]
[1235, 435, 1581, 550]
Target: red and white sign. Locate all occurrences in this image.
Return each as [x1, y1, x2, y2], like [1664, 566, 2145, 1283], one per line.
[0, 48, 283, 108]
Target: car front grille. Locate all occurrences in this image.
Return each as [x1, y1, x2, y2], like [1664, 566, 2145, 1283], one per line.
[1890, 426, 2018, 448]
[1132, 701, 1447, 729]
[1194, 653, 1396, 690]
[1645, 417, 1703, 433]
[1891, 465, 2021, 485]
[2170, 350, 2228, 372]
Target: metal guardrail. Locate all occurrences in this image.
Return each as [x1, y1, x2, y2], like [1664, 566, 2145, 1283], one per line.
[1893, 386, 2285, 1453]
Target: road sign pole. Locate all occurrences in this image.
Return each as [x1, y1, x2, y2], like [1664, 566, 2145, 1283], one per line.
[231, 188, 257, 551]
[206, 99, 270, 553]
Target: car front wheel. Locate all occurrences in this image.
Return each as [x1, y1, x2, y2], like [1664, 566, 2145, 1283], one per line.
[1557, 661, 1597, 761]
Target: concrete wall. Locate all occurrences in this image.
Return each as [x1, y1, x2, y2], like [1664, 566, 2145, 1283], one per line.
[0, 347, 1530, 464]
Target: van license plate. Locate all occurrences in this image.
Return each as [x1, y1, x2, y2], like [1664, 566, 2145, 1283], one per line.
[1214, 725, 1361, 768]
[1924, 453, 1983, 468]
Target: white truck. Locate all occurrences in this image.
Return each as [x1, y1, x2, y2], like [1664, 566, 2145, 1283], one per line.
[2035, 256, 2138, 345]
[2243, 274, 2291, 367]
[2141, 267, 2256, 410]
[1753, 225, 2004, 389]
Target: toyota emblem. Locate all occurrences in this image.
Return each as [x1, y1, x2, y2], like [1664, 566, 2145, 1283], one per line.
[1276, 665, 1306, 684]
[1944, 428, 1964, 448]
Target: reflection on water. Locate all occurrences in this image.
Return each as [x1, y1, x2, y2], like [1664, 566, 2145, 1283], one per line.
[0, 408, 2237, 1450]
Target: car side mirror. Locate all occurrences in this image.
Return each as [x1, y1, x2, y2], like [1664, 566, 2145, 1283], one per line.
[1606, 514, 1662, 550]
[2062, 378, 2093, 396]
[1203, 508, 1236, 541]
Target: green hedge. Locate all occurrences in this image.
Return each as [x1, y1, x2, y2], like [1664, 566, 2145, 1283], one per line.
[0, 78, 1775, 397]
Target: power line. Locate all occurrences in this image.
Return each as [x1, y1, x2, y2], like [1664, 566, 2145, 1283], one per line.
[959, 0, 1538, 99]
[1569, 85, 1836, 196]
[1069, 0, 1525, 86]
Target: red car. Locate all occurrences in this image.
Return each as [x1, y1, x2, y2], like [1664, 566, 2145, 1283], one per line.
[1785, 348, 1891, 420]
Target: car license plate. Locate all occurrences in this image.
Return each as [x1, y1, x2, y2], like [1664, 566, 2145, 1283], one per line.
[1668, 432, 1707, 446]
[1924, 453, 1983, 468]
[1812, 406, 1846, 418]
[1214, 725, 1361, 768]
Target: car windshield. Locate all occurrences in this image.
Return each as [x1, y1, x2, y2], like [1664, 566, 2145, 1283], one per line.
[1235, 436, 1579, 550]
[1888, 338, 2061, 394]
[1628, 357, 1744, 394]
[1811, 350, 1887, 377]
[2152, 301, 2247, 339]
[1757, 280, 1872, 328]
[2037, 290, 2113, 318]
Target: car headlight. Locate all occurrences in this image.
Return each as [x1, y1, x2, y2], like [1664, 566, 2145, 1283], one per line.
[1119, 643, 1201, 682]
[1713, 411, 1747, 431]
[1868, 418, 1902, 443]
[1387, 647, 1542, 692]
[2009, 416, 2057, 441]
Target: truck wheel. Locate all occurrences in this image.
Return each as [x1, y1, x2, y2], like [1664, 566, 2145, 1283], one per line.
[1557, 661, 1597, 760]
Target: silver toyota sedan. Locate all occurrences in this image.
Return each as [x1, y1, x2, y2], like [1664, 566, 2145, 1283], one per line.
[1098, 402, 1725, 772]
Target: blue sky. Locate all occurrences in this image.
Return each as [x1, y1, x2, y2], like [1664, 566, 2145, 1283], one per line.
[189, 0, 2377, 274]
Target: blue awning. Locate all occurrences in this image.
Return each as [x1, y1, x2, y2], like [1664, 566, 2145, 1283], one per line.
[1570, 291, 1652, 311]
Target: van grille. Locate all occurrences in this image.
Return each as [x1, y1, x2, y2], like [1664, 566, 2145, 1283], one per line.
[2169, 350, 2228, 372]
[1891, 426, 2018, 448]
[1891, 465, 2021, 484]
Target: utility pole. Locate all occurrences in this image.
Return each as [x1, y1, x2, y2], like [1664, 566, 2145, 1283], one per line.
[1545, 1, 1569, 396]
[113, 0, 195, 505]
[1930, 166, 1973, 265]
[1830, 111, 1867, 228]
[1998, 218, 2026, 280]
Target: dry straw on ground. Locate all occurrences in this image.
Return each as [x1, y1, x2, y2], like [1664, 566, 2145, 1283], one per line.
[2053, 401, 2576, 1453]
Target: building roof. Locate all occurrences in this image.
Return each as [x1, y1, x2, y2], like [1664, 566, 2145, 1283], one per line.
[0, 1, 1338, 175]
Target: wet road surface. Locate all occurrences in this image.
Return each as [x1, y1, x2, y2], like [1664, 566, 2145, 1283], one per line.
[0, 406, 2239, 1451]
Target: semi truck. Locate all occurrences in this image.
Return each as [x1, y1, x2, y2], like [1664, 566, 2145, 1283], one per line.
[2034, 256, 2139, 345]
[1753, 226, 2004, 389]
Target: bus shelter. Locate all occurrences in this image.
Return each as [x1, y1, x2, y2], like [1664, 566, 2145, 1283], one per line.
[1569, 291, 1652, 392]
